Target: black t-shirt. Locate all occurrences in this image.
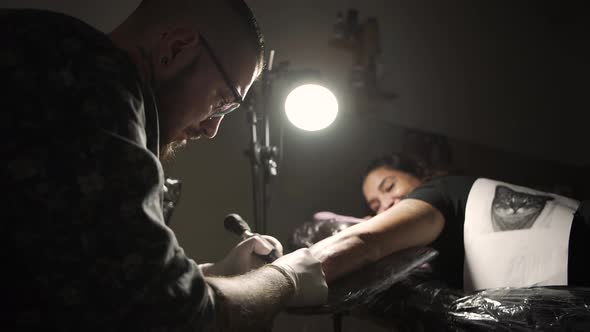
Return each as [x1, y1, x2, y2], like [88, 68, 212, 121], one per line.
[1, 9, 214, 331]
[405, 176, 477, 289]
[405, 176, 590, 289]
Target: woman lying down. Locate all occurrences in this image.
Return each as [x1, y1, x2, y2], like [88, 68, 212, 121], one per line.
[309, 153, 590, 290]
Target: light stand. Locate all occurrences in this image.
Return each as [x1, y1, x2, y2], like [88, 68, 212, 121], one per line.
[245, 50, 279, 234]
[245, 51, 339, 233]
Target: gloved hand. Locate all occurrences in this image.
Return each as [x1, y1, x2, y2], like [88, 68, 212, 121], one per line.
[200, 235, 283, 277]
[269, 248, 328, 307]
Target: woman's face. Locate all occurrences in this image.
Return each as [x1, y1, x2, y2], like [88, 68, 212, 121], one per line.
[363, 166, 422, 215]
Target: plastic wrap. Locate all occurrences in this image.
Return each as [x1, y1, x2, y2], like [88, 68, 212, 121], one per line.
[290, 212, 590, 331]
[365, 280, 590, 331]
[290, 211, 363, 249]
[327, 247, 438, 312]
[290, 219, 356, 249]
[448, 287, 590, 331]
[289, 212, 439, 316]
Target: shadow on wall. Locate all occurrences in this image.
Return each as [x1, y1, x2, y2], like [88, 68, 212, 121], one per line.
[401, 128, 585, 199]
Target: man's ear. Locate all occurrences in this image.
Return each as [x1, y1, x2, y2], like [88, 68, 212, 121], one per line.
[157, 28, 201, 67]
[170, 28, 199, 60]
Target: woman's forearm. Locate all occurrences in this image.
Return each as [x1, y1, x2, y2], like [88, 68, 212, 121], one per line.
[310, 199, 444, 283]
[309, 231, 380, 282]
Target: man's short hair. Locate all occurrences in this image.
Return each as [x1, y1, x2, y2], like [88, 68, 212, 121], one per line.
[139, 0, 265, 66]
[226, 0, 265, 63]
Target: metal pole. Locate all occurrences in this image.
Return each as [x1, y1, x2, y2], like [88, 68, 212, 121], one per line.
[246, 110, 261, 232]
[245, 50, 278, 234]
[260, 50, 275, 235]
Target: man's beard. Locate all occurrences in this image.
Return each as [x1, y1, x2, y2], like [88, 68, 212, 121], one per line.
[160, 139, 187, 161]
[154, 55, 202, 161]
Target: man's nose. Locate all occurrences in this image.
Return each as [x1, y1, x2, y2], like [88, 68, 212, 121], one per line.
[202, 116, 224, 138]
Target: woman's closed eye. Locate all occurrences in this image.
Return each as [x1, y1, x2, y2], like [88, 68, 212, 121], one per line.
[383, 182, 394, 193]
[378, 176, 397, 194]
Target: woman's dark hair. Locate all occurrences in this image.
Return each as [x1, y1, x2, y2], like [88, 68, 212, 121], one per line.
[362, 153, 435, 216]
[363, 153, 432, 182]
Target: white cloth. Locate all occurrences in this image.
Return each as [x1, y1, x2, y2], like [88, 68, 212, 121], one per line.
[463, 178, 579, 291]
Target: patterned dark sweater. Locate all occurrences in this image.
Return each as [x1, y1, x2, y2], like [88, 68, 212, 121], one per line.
[1, 9, 213, 331]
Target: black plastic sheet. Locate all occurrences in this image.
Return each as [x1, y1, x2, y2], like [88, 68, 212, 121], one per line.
[328, 247, 438, 312]
[291, 213, 590, 331]
[367, 281, 590, 331]
[448, 287, 590, 331]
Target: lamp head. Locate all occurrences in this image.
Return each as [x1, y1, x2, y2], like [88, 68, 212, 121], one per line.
[284, 84, 338, 131]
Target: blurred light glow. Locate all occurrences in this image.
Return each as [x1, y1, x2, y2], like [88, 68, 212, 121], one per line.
[284, 84, 338, 131]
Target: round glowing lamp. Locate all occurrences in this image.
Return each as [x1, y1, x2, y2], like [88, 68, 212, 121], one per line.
[284, 84, 338, 131]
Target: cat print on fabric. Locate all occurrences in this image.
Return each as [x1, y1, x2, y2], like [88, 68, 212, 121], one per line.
[491, 185, 553, 232]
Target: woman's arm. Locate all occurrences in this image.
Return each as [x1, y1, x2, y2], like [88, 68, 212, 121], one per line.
[309, 199, 445, 282]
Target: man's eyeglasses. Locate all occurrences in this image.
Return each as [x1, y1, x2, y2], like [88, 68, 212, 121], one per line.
[200, 35, 244, 118]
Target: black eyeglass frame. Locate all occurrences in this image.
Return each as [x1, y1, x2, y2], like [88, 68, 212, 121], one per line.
[200, 35, 244, 117]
